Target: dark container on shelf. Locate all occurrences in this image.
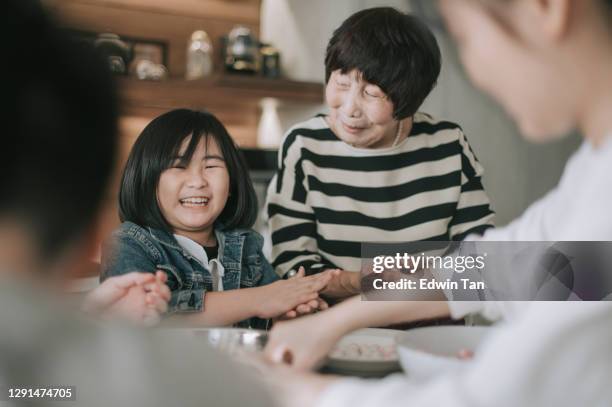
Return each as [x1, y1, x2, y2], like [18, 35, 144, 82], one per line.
[94, 33, 132, 75]
[223, 26, 259, 74]
[260, 45, 281, 79]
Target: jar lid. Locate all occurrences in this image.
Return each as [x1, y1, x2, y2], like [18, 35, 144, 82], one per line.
[191, 30, 211, 43]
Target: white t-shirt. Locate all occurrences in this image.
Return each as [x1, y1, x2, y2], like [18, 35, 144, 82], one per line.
[451, 136, 612, 320]
[317, 135, 612, 407]
[478, 137, 612, 241]
[174, 234, 225, 291]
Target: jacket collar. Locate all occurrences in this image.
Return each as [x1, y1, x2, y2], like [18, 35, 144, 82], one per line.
[146, 223, 250, 261]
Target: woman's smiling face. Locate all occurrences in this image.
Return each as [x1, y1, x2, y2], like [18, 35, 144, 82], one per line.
[325, 69, 400, 149]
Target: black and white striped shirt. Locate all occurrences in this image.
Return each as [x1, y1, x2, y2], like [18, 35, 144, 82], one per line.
[265, 113, 495, 276]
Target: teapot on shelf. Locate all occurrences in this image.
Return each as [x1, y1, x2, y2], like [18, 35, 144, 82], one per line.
[94, 33, 132, 75]
[223, 25, 260, 74]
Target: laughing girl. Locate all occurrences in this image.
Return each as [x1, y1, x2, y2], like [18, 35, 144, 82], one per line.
[101, 109, 330, 327]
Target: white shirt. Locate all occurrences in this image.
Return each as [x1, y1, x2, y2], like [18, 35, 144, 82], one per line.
[174, 234, 225, 291]
[317, 135, 612, 407]
[475, 137, 612, 241]
[450, 136, 612, 320]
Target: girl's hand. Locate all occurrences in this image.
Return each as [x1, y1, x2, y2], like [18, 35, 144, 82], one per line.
[254, 267, 332, 319]
[83, 271, 171, 326]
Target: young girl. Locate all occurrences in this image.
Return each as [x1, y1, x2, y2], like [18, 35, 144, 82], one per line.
[101, 109, 330, 327]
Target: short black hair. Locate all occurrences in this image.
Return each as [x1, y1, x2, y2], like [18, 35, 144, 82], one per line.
[2, 0, 118, 260]
[119, 109, 258, 232]
[325, 7, 441, 120]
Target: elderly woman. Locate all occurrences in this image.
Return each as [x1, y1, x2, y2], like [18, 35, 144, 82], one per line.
[266, 7, 495, 298]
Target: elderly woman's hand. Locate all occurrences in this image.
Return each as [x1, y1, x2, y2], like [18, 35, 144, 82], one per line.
[320, 269, 361, 299]
[277, 297, 329, 320]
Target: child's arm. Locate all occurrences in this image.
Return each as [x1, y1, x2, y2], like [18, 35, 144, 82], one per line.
[169, 269, 332, 326]
[101, 233, 201, 315]
[101, 234, 159, 279]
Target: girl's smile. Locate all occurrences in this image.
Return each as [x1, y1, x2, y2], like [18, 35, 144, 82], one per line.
[179, 196, 211, 207]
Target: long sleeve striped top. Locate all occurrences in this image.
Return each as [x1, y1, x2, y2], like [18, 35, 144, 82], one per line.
[265, 113, 495, 277]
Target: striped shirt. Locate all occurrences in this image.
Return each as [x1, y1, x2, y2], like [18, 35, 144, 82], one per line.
[265, 113, 495, 277]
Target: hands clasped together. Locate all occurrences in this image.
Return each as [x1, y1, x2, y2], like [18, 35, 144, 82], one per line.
[266, 267, 361, 321]
[82, 271, 171, 326]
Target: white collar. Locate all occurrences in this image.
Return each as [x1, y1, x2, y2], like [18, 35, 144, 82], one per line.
[173, 234, 225, 291]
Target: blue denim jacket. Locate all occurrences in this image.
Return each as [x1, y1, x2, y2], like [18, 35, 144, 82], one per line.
[100, 221, 278, 327]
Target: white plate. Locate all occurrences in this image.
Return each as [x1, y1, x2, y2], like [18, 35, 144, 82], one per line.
[397, 326, 491, 381]
[324, 328, 402, 377]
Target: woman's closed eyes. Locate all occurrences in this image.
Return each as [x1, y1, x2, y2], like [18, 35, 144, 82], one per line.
[334, 78, 350, 89]
[364, 88, 385, 99]
[333, 73, 385, 99]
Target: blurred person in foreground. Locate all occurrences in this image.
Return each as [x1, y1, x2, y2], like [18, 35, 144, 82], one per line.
[262, 0, 612, 406]
[0, 1, 273, 406]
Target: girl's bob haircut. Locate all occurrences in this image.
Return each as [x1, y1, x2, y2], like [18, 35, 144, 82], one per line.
[119, 108, 258, 231]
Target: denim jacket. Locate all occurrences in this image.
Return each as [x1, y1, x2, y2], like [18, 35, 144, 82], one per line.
[100, 221, 278, 327]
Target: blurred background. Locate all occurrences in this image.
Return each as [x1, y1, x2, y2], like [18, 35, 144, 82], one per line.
[42, 0, 580, 276]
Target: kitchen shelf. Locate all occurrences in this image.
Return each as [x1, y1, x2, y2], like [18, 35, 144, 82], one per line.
[118, 74, 324, 112]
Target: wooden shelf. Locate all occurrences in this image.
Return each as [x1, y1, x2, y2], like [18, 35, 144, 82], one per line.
[117, 75, 324, 148]
[118, 75, 324, 112]
[56, 0, 262, 25]
[50, 0, 263, 77]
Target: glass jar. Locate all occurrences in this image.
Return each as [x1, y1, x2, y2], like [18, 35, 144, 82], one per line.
[186, 30, 213, 80]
